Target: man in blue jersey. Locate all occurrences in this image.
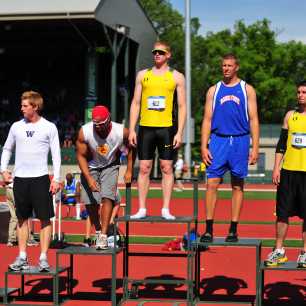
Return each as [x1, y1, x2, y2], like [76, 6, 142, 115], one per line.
[200, 54, 259, 242]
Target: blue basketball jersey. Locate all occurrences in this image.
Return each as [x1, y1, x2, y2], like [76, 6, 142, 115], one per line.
[211, 80, 249, 136]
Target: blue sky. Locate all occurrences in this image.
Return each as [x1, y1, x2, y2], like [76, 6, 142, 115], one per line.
[169, 0, 306, 42]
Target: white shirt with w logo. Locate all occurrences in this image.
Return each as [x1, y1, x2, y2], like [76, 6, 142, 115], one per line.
[1, 117, 61, 181]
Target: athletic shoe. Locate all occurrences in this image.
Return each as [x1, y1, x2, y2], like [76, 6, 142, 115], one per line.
[264, 248, 288, 266]
[96, 234, 108, 250]
[9, 257, 30, 271]
[7, 241, 18, 247]
[83, 238, 92, 248]
[297, 250, 306, 268]
[200, 232, 213, 243]
[225, 232, 238, 243]
[130, 208, 147, 219]
[161, 208, 176, 220]
[38, 258, 50, 272]
[27, 239, 39, 247]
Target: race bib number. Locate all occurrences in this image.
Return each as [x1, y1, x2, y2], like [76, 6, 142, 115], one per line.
[292, 133, 306, 148]
[147, 96, 165, 110]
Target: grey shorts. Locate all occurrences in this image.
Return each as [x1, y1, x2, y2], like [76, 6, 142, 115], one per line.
[81, 165, 119, 205]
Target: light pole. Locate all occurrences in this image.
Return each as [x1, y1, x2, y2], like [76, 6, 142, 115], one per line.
[184, 0, 192, 175]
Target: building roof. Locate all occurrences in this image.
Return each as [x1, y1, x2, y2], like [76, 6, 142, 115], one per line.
[0, 0, 157, 69]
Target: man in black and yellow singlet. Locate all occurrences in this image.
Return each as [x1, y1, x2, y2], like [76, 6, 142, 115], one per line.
[265, 81, 306, 268]
[129, 41, 186, 219]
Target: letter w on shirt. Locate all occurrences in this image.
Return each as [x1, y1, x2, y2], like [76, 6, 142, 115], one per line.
[26, 131, 35, 137]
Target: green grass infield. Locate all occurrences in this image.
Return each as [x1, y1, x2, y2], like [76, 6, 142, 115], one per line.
[0, 186, 275, 200]
[63, 234, 303, 248]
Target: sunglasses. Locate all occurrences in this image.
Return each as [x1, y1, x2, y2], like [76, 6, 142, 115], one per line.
[152, 50, 167, 56]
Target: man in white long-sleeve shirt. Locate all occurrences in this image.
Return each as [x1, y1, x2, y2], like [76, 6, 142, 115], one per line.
[0, 91, 61, 272]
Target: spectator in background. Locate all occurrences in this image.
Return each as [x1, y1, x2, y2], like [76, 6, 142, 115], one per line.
[62, 173, 81, 219]
[5, 181, 18, 246]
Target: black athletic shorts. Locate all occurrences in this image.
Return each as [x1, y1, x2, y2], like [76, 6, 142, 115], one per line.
[137, 126, 175, 160]
[13, 175, 54, 220]
[276, 169, 306, 220]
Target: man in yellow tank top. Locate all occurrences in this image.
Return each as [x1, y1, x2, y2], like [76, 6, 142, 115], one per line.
[265, 81, 306, 268]
[129, 41, 186, 219]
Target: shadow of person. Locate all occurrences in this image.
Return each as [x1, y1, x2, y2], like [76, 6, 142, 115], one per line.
[200, 275, 248, 297]
[25, 276, 78, 295]
[264, 281, 306, 305]
[92, 278, 123, 292]
[143, 274, 185, 292]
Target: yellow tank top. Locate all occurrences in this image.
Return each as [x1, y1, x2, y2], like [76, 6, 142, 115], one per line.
[283, 111, 306, 171]
[140, 69, 176, 127]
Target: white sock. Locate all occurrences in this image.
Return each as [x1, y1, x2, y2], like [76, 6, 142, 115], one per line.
[39, 252, 47, 261]
[161, 208, 175, 220]
[130, 208, 147, 219]
[19, 251, 27, 260]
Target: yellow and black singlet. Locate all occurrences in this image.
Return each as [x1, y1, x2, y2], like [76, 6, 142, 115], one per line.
[139, 68, 176, 127]
[283, 111, 306, 171]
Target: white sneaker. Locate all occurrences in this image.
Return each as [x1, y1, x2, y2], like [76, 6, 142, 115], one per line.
[38, 258, 50, 272]
[161, 208, 176, 220]
[9, 256, 29, 271]
[130, 208, 147, 219]
[96, 234, 108, 250]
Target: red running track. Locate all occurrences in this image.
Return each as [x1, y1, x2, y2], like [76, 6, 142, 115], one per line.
[0, 244, 305, 305]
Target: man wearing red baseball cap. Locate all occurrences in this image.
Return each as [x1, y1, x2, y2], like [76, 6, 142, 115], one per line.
[129, 41, 186, 219]
[76, 105, 133, 249]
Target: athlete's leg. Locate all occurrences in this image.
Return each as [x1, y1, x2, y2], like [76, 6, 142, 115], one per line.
[275, 220, 288, 249]
[133, 127, 157, 218]
[110, 203, 120, 224]
[224, 177, 244, 242]
[86, 204, 101, 232]
[205, 177, 222, 220]
[201, 177, 222, 241]
[17, 219, 29, 253]
[203, 134, 228, 238]
[39, 219, 52, 253]
[6, 187, 18, 243]
[100, 198, 113, 235]
[138, 160, 153, 209]
[160, 159, 174, 209]
[230, 177, 244, 222]
[131, 160, 153, 219]
[85, 216, 91, 239]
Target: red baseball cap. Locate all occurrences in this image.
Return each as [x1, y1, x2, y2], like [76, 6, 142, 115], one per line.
[92, 105, 110, 122]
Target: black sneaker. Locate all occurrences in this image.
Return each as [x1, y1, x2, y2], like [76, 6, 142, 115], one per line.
[200, 232, 213, 243]
[225, 232, 238, 242]
[83, 238, 92, 248]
